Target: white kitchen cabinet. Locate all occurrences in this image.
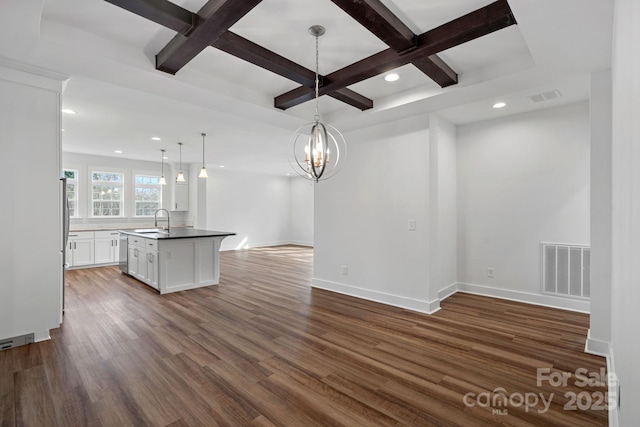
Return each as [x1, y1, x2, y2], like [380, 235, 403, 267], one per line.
[94, 231, 120, 265]
[172, 169, 189, 211]
[127, 236, 158, 290]
[128, 245, 140, 278]
[67, 231, 95, 267]
[146, 251, 159, 289]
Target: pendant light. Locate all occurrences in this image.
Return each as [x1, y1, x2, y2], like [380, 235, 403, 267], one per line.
[198, 133, 208, 178]
[289, 25, 346, 182]
[176, 142, 186, 182]
[159, 149, 167, 185]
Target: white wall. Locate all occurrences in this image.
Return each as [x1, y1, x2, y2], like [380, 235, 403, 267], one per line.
[0, 58, 68, 342]
[588, 70, 612, 357]
[457, 102, 590, 310]
[429, 115, 458, 302]
[313, 115, 435, 313]
[205, 169, 292, 250]
[288, 178, 314, 246]
[610, 0, 640, 424]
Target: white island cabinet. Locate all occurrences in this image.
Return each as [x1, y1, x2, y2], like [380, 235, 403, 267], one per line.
[121, 229, 234, 294]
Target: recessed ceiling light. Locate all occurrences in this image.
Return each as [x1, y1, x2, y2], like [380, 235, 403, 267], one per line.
[162, 156, 169, 160]
[384, 73, 400, 82]
[61, 109, 76, 115]
[151, 137, 161, 141]
[61, 129, 65, 132]
[114, 150, 123, 154]
[219, 165, 225, 168]
[492, 102, 507, 109]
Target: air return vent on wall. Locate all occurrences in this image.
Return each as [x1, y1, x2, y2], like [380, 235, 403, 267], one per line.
[542, 243, 590, 299]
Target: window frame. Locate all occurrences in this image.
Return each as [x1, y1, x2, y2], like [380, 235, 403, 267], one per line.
[63, 168, 80, 218]
[133, 171, 163, 217]
[89, 169, 125, 218]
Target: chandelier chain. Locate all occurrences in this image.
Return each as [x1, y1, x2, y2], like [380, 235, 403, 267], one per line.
[314, 32, 320, 123]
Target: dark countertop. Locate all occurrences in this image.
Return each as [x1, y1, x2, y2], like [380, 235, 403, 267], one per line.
[119, 228, 235, 240]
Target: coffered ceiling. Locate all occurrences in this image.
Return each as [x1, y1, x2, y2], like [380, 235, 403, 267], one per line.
[0, 0, 613, 175]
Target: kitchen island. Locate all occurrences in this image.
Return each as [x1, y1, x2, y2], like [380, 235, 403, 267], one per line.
[119, 229, 235, 294]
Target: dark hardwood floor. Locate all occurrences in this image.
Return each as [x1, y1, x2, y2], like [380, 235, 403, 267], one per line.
[1, 245, 607, 426]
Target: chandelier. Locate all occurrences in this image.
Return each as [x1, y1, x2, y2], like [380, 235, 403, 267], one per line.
[289, 25, 346, 182]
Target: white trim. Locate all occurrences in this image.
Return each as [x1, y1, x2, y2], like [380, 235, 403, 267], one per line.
[220, 240, 297, 251]
[0, 56, 69, 92]
[311, 278, 441, 314]
[608, 346, 618, 427]
[585, 329, 611, 358]
[442, 282, 590, 313]
[34, 330, 51, 342]
[288, 240, 313, 247]
[437, 282, 458, 300]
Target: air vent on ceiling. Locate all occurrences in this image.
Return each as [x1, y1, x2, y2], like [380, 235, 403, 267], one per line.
[529, 89, 562, 103]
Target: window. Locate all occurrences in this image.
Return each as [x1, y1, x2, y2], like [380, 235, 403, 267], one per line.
[63, 169, 79, 218]
[134, 174, 162, 216]
[91, 171, 123, 217]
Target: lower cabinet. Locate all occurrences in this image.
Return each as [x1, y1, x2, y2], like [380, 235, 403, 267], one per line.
[127, 236, 158, 290]
[67, 231, 95, 267]
[146, 251, 159, 289]
[67, 230, 121, 269]
[94, 231, 120, 265]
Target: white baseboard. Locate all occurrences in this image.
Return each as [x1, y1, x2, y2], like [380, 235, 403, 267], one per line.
[607, 346, 618, 427]
[220, 240, 306, 251]
[35, 330, 51, 342]
[585, 329, 611, 358]
[446, 282, 590, 313]
[438, 282, 458, 300]
[311, 278, 441, 314]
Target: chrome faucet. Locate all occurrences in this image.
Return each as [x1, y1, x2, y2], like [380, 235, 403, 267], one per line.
[154, 208, 171, 232]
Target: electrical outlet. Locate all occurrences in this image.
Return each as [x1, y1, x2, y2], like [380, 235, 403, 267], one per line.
[408, 219, 416, 231]
[342, 266, 348, 275]
[487, 268, 495, 278]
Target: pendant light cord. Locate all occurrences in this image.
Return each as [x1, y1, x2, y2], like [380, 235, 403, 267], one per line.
[314, 33, 320, 123]
[201, 133, 206, 168]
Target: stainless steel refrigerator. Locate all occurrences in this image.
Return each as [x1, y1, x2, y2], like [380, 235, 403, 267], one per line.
[60, 177, 70, 311]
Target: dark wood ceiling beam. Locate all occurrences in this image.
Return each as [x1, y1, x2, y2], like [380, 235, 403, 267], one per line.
[413, 55, 458, 87]
[104, 0, 196, 33]
[329, 0, 415, 52]
[213, 32, 372, 110]
[328, 88, 373, 111]
[155, 0, 263, 75]
[274, 0, 516, 110]
[103, 0, 372, 110]
[328, 0, 456, 88]
[213, 31, 316, 87]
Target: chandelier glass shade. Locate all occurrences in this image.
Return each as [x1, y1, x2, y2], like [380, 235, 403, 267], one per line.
[289, 25, 346, 183]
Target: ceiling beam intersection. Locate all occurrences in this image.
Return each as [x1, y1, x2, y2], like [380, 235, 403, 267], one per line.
[329, 0, 457, 88]
[155, 0, 264, 75]
[274, 0, 516, 110]
[104, 0, 373, 110]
